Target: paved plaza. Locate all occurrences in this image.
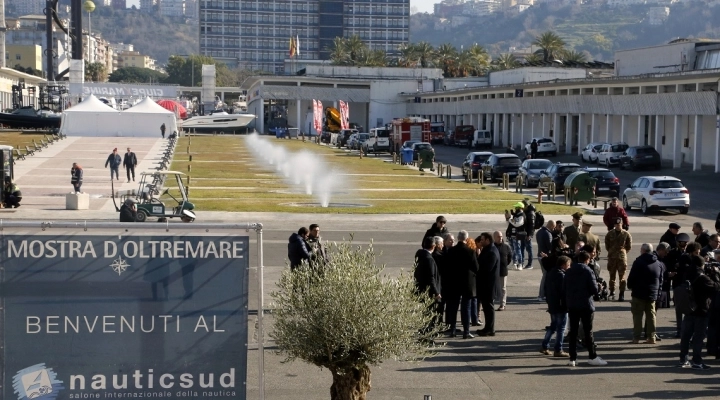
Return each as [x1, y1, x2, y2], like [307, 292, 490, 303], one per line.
[5, 137, 720, 399]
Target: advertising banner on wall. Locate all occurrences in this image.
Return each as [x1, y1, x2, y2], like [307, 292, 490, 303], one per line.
[1, 234, 249, 400]
[81, 83, 179, 98]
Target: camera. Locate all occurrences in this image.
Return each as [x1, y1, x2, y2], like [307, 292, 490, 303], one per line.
[594, 277, 610, 301]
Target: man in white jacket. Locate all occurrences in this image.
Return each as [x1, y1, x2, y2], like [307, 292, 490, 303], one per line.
[505, 202, 526, 270]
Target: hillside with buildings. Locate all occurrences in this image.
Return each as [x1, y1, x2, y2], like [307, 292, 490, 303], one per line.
[412, 0, 720, 61]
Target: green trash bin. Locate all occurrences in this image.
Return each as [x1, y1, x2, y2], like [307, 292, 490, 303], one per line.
[419, 149, 435, 171]
[564, 171, 596, 204]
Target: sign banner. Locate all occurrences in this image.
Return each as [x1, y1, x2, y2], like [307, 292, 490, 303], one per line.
[81, 83, 179, 98]
[339, 100, 349, 130]
[1, 234, 249, 400]
[313, 99, 323, 133]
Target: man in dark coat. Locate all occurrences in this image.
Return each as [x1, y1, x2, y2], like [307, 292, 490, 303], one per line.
[445, 230, 479, 339]
[476, 232, 499, 336]
[627, 243, 664, 344]
[494, 231, 512, 311]
[678, 256, 720, 369]
[160, 123, 166, 139]
[415, 237, 442, 301]
[123, 147, 138, 183]
[530, 138, 538, 159]
[564, 251, 606, 366]
[542, 255, 571, 357]
[119, 199, 137, 222]
[537, 220, 555, 300]
[659, 223, 680, 250]
[287, 227, 311, 270]
[422, 215, 448, 245]
[522, 199, 537, 269]
[693, 222, 711, 249]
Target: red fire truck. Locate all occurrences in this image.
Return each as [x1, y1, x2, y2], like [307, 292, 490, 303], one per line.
[391, 117, 431, 152]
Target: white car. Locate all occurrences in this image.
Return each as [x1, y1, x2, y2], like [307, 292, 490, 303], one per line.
[597, 142, 629, 167]
[622, 176, 689, 215]
[524, 137, 557, 157]
[581, 142, 607, 163]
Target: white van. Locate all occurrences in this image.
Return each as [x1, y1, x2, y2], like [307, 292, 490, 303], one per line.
[472, 130, 492, 149]
[364, 127, 392, 153]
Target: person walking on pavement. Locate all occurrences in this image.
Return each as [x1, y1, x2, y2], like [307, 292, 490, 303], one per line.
[530, 138, 538, 159]
[565, 251, 607, 367]
[660, 223, 681, 250]
[445, 230, 479, 339]
[160, 123, 166, 139]
[494, 231, 512, 311]
[105, 148, 122, 181]
[678, 255, 720, 369]
[564, 212, 583, 250]
[605, 217, 633, 301]
[603, 197, 629, 231]
[541, 255, 571, 357]
[627, 243, 664, 344]
[522, 199, 537, 269]
[476, 232, 499, 336]
[123, 147, 138, 183]
[70, 162, 83, 193]
[537, 220, 556, 301]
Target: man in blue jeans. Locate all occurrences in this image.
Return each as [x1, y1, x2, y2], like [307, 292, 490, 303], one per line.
[541, 255, 570, 357]
[678, 255, 720, 369]
[104, 148, 121, 181]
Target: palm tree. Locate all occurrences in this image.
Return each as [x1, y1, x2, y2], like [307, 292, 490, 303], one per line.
[396, 43, 417, 68]
[329, 37, 350, 65]
[532, 31, 566, 62]
[456, 51, 474, 77]
[466, 44, 490, 76]
[414, 41, 435, 68]
[492, 53, 520, 71]
[562, 50, 587, 64]
[523, 53, 543, 65]
[366, 49, 388, 67]
[434, 43, 458, 77]
[345, 35, 367, 63]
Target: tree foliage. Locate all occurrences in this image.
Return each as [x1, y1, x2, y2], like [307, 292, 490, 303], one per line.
[532, 31, 567, 62]
[109, 67, 168, 83]
[85, 62, 108, 82]
[271, 241, 441, 400]
[164, 54, 238, 87]
[12, 64, 42, 77]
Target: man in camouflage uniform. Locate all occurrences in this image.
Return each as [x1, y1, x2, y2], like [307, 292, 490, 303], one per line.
[564, 212, 583, 250]
[579, 221, 601, 262]
[605, 217, 633, 301]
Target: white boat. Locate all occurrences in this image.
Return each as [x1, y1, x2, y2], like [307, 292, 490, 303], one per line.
[182, 111, 255, 134]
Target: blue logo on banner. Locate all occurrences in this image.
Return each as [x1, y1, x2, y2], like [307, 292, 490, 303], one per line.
[12, 363, 64, 400]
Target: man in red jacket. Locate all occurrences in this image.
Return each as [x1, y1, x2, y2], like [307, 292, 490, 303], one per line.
[603, 197, 630, 231]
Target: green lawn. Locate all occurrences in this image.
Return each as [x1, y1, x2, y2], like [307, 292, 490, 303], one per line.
[171, 136, 582, 214]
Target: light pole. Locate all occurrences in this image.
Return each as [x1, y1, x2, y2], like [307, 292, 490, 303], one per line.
[83, 1, 95, 66]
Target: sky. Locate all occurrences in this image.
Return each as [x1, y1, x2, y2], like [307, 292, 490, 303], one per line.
[125, 0, 436, 14]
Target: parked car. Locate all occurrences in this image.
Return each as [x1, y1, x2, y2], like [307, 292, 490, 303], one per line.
[619, 145, 662, 171]
[622, 176, 689, 215]
[320, 131, 332, 143]
[411, 142, 434, 160]
[336, 129, 357, 148]
[597, 142, 629, 167]
[346, 133, 358, 149]
[354, 133, 370, 150]
[482, 153, 522, 181]
[518, 158, 552, 188]
[402, 140, 419, 150]
[524, 137, 558, 157]
[583, 167, 620, 197]
[539, 162, 582, 192]
[462, 151, 494, 178]
[581, 142, 607, 163]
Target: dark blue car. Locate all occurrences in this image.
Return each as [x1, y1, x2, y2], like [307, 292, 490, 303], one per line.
[583, 167, 620, 197]
[539, 163, 582, 192]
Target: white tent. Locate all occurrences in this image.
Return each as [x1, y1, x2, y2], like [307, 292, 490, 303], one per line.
[121, 97, 178, 138]
[59, 94, 122, 137]
[60, 95, 178, 137]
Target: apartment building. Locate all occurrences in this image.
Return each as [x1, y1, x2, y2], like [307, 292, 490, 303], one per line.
[5, 45, 43, 72]
[117, 51, 157, 70]
[160, 0, 186, 17]
[199, 0, 410, 74]
[7, 0, 44, 16]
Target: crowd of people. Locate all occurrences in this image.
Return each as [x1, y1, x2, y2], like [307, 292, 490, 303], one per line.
[412, 199, 720, 369]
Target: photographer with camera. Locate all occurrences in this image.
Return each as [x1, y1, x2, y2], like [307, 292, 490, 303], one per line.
[627, 243, 664, 345]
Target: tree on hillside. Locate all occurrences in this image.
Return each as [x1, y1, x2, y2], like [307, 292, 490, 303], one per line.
[271, 241, 441, 400]
[561, 50, 587, 64]
[532, 31, 567, 62]
[109, 67, 168, 83]
[164, 54, 234, 86]
[85, 62, 108, 82]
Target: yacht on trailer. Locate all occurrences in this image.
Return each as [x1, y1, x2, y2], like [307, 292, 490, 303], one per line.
[182, 110, 256, 134]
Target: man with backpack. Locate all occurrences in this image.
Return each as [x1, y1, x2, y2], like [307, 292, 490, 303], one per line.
[677, 255, 720, 369]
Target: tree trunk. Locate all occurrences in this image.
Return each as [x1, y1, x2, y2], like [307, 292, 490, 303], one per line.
[330, 365, 371, 400]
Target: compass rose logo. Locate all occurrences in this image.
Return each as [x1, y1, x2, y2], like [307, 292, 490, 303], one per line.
[110, 257, 130, 276]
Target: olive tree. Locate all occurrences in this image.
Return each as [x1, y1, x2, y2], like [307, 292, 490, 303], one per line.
[271, 242, 442, 400]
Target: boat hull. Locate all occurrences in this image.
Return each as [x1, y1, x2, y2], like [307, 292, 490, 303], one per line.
[0, 113, 61, 130]
[182, 113, 255, 134]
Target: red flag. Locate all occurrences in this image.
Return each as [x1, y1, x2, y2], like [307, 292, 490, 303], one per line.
[339, 100, 349, 130]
